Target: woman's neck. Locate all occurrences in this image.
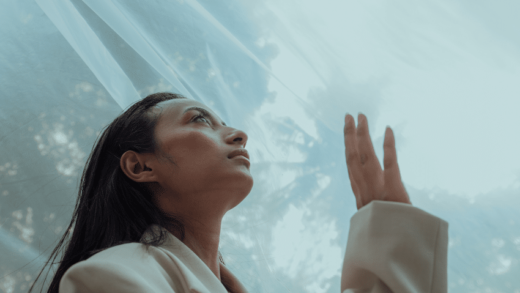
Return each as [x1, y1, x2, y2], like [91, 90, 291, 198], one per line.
[173, 216, 224, 280]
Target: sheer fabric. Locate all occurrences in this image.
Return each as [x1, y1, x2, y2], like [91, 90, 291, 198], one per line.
[1, 0, 519, 292]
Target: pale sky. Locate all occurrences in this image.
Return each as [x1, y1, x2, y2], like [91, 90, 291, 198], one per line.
[261, 0, 520, 198]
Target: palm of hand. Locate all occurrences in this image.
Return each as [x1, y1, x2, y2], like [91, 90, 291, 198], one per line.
[344, 113, 412, 210]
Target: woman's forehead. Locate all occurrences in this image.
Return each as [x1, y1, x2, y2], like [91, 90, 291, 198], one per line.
[156, 99, 204, 111]
[155, 99, 219, 124]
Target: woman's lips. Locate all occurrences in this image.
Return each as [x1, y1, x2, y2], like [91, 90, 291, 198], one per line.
[230, 155, 250, 166]
[228, 149, 250, 160]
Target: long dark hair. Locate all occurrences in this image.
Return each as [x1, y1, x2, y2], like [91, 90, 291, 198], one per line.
[29, 92, 226, 293]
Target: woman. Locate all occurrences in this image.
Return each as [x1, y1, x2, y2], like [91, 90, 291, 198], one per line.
[29, 92, 448, 293]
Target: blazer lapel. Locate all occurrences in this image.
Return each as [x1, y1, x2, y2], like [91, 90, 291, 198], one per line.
[220, 262, 249, 293]
[141, 224, 248, 293]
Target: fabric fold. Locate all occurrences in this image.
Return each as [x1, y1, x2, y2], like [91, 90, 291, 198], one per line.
[341, 200, 449, 293]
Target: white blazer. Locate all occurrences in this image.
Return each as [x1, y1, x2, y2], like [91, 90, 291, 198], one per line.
[59, 201, 448, 293]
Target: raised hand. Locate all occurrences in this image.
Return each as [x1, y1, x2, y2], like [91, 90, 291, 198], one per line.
[344, 113, 411, 210]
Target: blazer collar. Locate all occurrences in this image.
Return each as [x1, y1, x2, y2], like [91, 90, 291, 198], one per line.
[141, 224, 248, 293]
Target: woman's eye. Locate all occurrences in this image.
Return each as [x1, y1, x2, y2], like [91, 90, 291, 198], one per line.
[193, 114, 210, 124]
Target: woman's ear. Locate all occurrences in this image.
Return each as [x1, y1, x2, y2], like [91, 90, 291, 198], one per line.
[120, 150, 156, 183]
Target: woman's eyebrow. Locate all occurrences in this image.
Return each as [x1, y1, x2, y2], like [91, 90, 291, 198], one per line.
[183, 106, 227, 126]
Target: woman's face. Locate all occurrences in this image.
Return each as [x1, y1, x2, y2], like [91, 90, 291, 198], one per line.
[125, 99, 253, 219]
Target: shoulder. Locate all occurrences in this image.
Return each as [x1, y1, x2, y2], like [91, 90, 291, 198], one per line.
[88, 242, 159, 264]
[79, 242, 177, 274]
[60, 243, 176, 293]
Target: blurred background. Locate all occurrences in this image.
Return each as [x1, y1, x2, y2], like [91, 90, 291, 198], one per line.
[1, 0, 519, 292]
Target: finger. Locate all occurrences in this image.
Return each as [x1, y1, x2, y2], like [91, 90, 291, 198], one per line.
[357, 114, 384, 203]
[347, 166, 361, 208]
[356, 114, 380, 168]
[344, 114, 366, 205]
[383, 127, 405, 201]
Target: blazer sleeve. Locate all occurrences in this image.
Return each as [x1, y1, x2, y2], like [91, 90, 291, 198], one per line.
[59, 260, 161, 293]
[340, 200, 448, 293]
